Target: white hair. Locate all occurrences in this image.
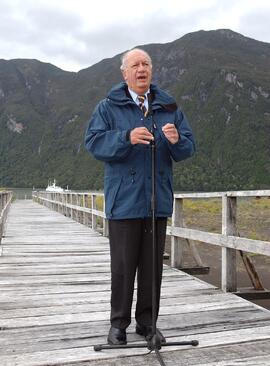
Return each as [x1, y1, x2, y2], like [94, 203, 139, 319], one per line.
[120, 48, 152, 71]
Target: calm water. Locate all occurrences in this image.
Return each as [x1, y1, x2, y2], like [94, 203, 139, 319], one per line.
[6, 188, 36, 200]
[6, 188, 102, 199]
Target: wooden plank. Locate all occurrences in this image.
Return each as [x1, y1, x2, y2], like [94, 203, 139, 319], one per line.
[174, 192, 225, 198]
[0, 292, 256, 320]
[0, 291, 244, 310]
[1, 200, 270, 366]
[174, 189, 270, 198]
[1, 324, 270, 366]
[169, 226, 270, 256]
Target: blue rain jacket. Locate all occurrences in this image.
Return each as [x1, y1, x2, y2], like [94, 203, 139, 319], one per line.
[85, 82, 195, 219]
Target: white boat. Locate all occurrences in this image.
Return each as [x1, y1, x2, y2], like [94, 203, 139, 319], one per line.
[45, 179, 64, 192]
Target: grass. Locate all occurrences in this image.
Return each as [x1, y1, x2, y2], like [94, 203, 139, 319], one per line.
[183, 198, 222, 233]
[79, 194, 104, 210]
[182, 197, 270, 242]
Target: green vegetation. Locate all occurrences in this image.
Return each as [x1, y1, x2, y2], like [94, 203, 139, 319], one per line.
[0, 29, 269, 191]
[183, 197, 270, 241]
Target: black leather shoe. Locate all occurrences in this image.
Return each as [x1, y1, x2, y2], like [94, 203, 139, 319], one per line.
[107, 326, 127, 345]
[136, 323, 166, 343]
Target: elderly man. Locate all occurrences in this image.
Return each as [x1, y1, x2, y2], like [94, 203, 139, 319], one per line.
[85, 48, 195, 345]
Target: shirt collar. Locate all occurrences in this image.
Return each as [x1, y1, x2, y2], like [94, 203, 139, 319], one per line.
[128, 88, 150, 104]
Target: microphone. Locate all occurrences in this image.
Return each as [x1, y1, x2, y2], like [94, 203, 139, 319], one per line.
[147, 92, 153, 117]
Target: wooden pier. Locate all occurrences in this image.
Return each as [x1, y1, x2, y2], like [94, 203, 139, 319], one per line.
[1, 199, 270, 365]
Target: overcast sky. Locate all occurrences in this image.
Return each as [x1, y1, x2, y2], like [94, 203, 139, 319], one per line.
[1, 0, 270, 72]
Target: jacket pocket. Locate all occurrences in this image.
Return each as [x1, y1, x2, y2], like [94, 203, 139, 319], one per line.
[104, 176, 122, 218]
[156, 175, 174, 216]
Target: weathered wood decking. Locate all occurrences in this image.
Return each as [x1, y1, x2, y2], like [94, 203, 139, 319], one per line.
[1, 200, 270, 366]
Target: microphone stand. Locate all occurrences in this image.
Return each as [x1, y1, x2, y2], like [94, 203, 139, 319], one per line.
[94, 95, 198, 365]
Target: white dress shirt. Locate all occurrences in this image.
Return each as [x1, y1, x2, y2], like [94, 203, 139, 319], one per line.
[128, 88, 150, 111]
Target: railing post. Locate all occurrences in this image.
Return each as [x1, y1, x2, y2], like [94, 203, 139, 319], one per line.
[103, 197, 108, 237]
[56, 193, 58, 211]
[171, 197, 184, 268]
[77, 194, 81, 223]
[91, 194, 97, 230]
[84, 194, 89, 226]
[0, 191, 13, 253]
[79, 194, 83, 224]
[0, 194, 3, 250]
[58, 193, 61, 213]
[76, 194, 79, 223]
[82, 194, 86, 225]
[222, 194, 237, 292]
[70, 194, 74, 219]
[60, 193, 64, 215]
[65, 193, 69, 217]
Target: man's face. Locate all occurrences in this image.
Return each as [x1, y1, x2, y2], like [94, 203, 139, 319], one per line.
[122, 50, 152, 95]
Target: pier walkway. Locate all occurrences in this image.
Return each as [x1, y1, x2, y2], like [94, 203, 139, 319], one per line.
[1, 200, 270, 365]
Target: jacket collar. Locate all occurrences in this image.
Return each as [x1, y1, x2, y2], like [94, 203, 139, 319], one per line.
[107, 82, 178, 112]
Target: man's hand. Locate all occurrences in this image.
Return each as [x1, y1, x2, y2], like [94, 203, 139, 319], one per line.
[130, 127, 154, 145]
[162, 123, 179, 144]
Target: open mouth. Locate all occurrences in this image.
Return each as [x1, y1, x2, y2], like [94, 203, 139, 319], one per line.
[137, 75, 147, 81]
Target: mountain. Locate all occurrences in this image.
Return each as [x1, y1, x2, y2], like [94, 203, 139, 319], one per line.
[0, 29, 269, 191]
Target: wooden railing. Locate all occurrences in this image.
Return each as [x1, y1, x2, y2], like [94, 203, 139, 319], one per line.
[32, 191, 108, 236]
[170, 190, 270, 293]
[33, 189, 270, 294]
[0, 191, 13, 252]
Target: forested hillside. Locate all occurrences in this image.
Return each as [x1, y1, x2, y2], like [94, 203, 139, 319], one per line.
[0, 29, 269, 190]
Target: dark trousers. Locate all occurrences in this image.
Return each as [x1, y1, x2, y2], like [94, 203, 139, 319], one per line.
[108, 218, 167, 330]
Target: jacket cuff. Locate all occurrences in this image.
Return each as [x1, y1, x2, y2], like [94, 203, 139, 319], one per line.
[126, 129, 131, 141]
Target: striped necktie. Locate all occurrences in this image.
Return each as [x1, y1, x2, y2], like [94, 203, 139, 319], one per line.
[138, 95, 148, 117]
